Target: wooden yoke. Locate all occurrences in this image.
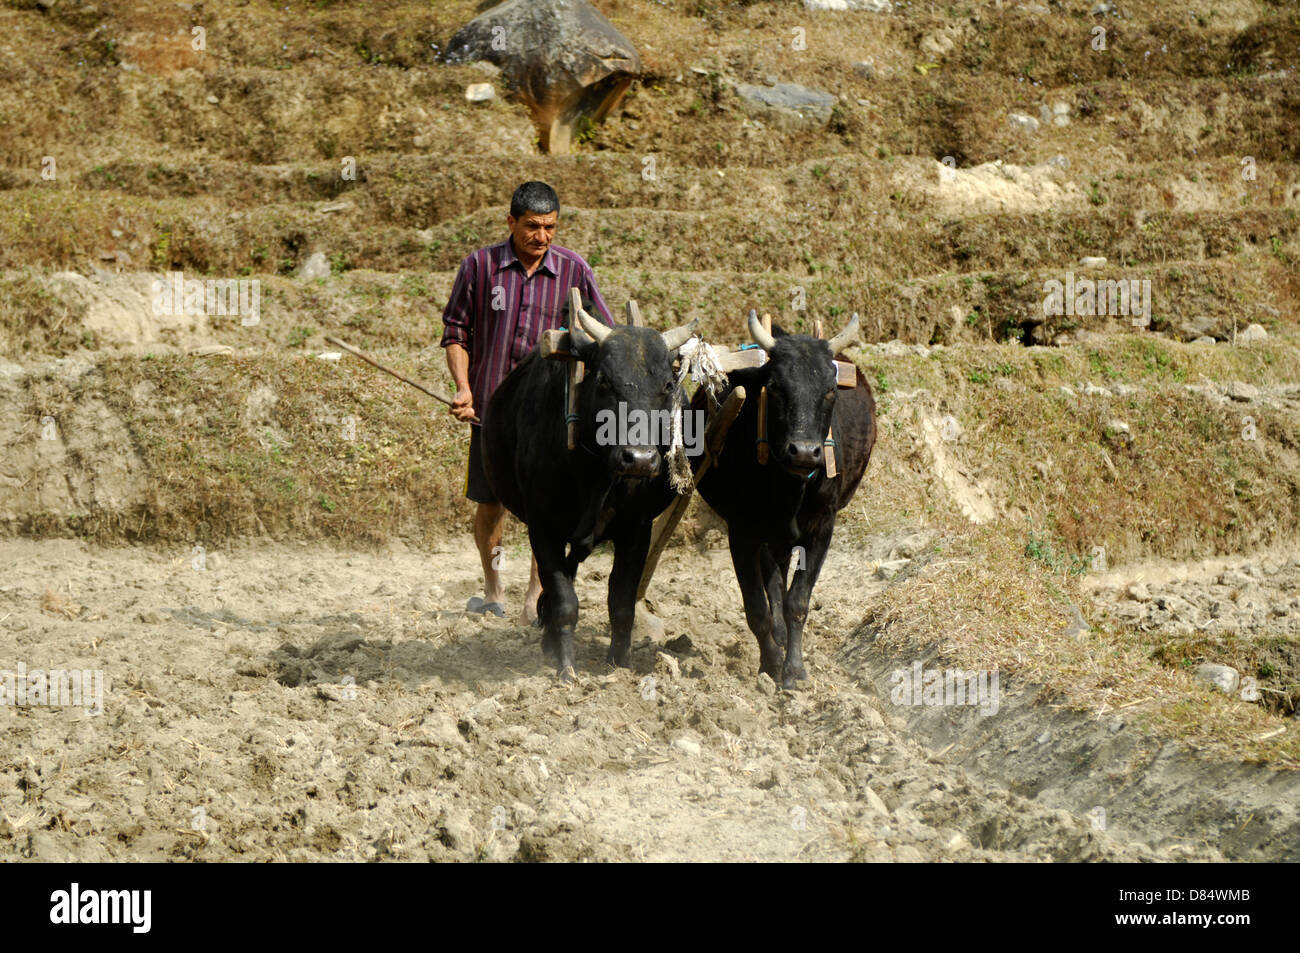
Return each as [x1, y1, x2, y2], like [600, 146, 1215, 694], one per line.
[755, 313, 772, 464]
[813, 318, 838, 478]
[565, 288, 587, 450]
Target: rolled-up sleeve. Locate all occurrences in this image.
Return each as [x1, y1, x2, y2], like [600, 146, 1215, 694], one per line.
[580, 265, 616, 328]
[439, 257, 475, 349]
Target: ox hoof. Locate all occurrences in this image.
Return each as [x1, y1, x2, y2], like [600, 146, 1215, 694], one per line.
[558, 665, 577, 684]
[781, 664, 808, 691]
[606, 646, 632, 669]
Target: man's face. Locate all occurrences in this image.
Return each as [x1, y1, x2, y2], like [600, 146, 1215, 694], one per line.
[507, 209, 558, 259]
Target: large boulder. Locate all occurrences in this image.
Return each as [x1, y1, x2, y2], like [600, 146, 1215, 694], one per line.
[444, 0, 641, 154]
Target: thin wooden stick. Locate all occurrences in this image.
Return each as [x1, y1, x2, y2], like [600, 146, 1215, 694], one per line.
[324, 335, 453, 407]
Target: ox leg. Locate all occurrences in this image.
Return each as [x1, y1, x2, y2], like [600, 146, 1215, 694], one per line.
[729, 532, 784, 680]
[760, 546, 789, 650]
[530, 527, 579, 682]
[606, 525, 651, 668]
[782, 522, 833, 690]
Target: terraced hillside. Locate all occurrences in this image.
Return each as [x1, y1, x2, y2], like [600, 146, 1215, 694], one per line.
[1, 0, 1298, 862]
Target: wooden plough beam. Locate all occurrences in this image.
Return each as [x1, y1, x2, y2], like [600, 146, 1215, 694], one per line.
[636, 384, 747, 601]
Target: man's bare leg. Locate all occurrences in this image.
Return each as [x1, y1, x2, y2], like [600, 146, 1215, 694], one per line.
[521, 555, 542, 626]
[474, 502, 506, 606]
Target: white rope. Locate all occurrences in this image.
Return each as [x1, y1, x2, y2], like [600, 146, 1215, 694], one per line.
[665, 336, 729, 494]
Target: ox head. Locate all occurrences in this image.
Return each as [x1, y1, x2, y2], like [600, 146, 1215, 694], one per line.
[568, 295, 697, 480]
[748, 310, 860, 477]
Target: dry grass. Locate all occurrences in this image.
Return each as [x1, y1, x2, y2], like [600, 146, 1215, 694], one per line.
[858, 524, 1300, 766]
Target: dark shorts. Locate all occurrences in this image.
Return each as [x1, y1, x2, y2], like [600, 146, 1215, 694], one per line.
[465, 425, 498, 504]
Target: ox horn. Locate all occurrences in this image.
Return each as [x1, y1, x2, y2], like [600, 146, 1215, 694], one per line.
[827, 312, 861, 354]
[660, 318, 699, 352]
[747, 309, 777, 351]
[574, 300, 612, 344]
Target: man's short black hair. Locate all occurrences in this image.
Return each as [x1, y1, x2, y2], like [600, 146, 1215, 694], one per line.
[510, 181, 559, 219]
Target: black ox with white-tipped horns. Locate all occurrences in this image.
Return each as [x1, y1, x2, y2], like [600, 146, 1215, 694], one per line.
[482, 295, 697, 681]
[689, 311, 877, 689]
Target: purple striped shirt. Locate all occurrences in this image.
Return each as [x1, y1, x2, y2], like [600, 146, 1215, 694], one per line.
[440, 236, 614, 425]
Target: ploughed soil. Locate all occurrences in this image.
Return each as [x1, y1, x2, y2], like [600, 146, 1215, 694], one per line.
[0, 528, 1259, 863]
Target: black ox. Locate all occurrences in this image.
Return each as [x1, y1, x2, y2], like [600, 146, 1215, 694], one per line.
[482, 302, 696, 681]
[691, 312, 876, 689]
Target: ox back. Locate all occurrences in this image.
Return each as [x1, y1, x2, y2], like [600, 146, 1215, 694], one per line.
[481, 322, 688, 681]
[691, 329, 876, 689]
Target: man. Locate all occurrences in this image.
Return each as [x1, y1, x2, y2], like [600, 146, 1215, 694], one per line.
[441, 181, 614, 624]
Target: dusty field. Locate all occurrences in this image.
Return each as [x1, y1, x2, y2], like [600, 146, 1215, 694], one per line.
[0, 528, 1246, 863]
[2, 0, 1298, 864]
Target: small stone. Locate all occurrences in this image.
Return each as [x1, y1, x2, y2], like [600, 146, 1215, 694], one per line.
[206, 94, 219, 104]
[1238, 323, 1268, 344]
[803, 0, 891, 9]
[1048, 154, 1070, 169]
[1226, 381, 1259, 402]
[1125, 582, 1149, 601]
[756, 672, 776, 695]
[672, 737, 701, 756]
[874, 559, 910, 580]
[465, 83, 494, 102]
[1194, 663, 1240, 696]
[1079, 256, 1108, 268]
[298, 252, 330, 280]
[863, 786, 890, 815]
[467, 697, 502, 724]
[1008, 112, 1040, 133]
[852, 60, 875, 80]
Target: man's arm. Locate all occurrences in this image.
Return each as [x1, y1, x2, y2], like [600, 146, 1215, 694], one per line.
[440, 257, 480, 423]
[580, 264, 616, 327]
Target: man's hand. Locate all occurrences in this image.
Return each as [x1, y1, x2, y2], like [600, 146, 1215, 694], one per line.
[450, 386, 480, 424]
[444, 343, 480, 423]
